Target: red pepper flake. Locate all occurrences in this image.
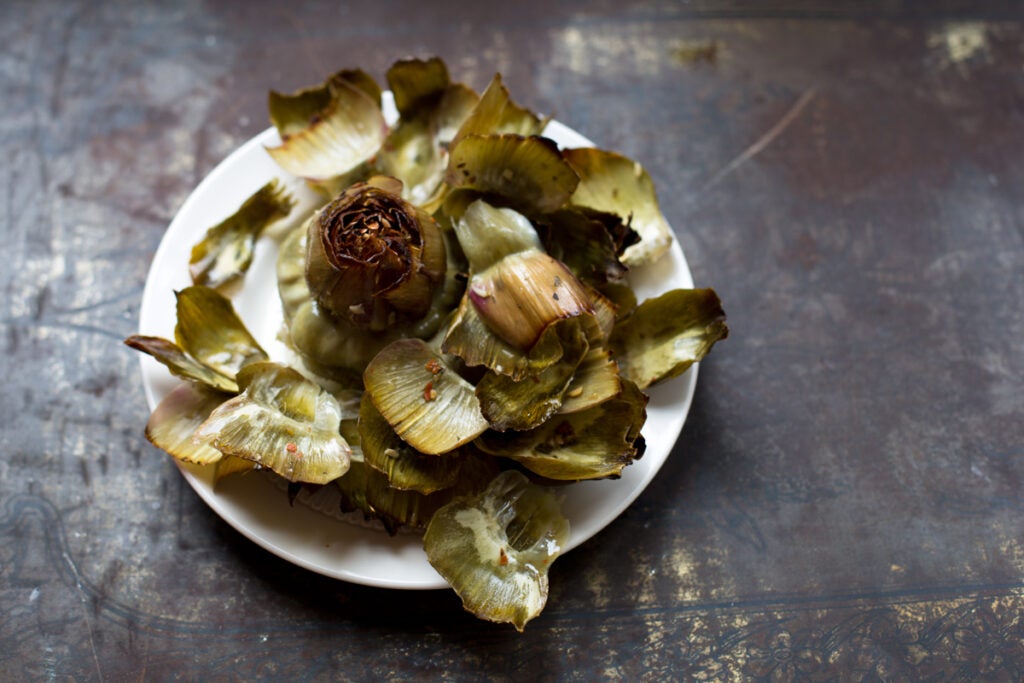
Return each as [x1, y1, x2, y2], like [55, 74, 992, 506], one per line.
[286, 442, 298, 453]
[499, 547, 509, 566]
[425, 358, 444, 375]
[424, 381, 437, 402]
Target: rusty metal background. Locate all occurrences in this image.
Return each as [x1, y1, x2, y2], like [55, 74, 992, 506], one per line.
[2, 1, 1022, 679]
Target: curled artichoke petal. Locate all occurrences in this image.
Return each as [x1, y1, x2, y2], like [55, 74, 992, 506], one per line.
[358, 392, 464, 494]
[188, 179, 296, 289]
[173, 286, 267, 379]
[475, 318, 590, 432]
[424, 470, 569, 632]
[453, 200, 542, 273]
[445, 134, 579, 215]
[563, 147, 673, 267]
[608, 288, 729, 389]
[450, 73, 547, 149]
[363, 339, 489, 455]
[194, 362, 351, 484]
[266, 80, 386, 184]
[125, 335, 238, 393]
[476, 380, 648, 481]
[145, 383, 229, 465]
[467, 250, 593, 351]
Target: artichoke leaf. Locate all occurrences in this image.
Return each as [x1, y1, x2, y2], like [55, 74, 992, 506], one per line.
[608, 288, 728, 389]
[194, 361, 351, 484]
[266, 79, 386, 185]
[467, 249, 593, 351]
[275, 224, 311, 322]
[124, 335, 238, 393]
[188, 179, 296, 289]
[558, 346, 622, 414]
[537, 208, 632, 286]
[450, 73, 547, 149]
[386, 56, 451, 119]
[377, 85, 480, 209]
[359, 393, 464, 494]
[213, 454, 260, 483]
[442, 292, 567, 380]
[359, 453, 499, 534]
[452, 200, 542, 273]
[144, 382, 230, 465]
[424, 470, 569, 632]
[476, 319, 589, 432]
[445, 134, 579, 216]
[476, 379, 648, 481]
[363, 339, 489, 455]
[269, 68, 381, 138]
[173, 285, 267, 379]
[563, 147, 673, 267]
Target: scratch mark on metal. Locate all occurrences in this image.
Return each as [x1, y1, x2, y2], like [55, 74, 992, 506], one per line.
[702, 88, 817, 190]
[62, 551, 106, 683]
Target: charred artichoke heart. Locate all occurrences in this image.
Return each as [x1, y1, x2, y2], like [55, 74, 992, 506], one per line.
[305, 177, 446, 331]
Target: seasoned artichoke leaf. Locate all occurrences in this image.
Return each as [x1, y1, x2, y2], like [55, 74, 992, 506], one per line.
[145, 382, 230, 465]
[445, 134, 579, 215]
[124, 335, 238, 393]
[189, 179, 296, 289]
[563, 147, 673, 267]
[477, 379, 648, 481]
[558, 346, 622, 414]
[424, 470, 569, 632]
[358, 392, 464, 494]
[363, 339, 489, 455]
[453, 200, 542, 273]
[476, 318, 589, 432]
[266, 80, 386, 183]
[194, 361, 351, 484]
[173, 285, 267, 379]
[608, 288, 728, 389]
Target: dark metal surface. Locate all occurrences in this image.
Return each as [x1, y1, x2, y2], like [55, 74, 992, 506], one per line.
[3, 1, 1023, 679]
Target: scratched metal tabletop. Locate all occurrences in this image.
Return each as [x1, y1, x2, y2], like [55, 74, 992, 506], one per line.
[3, 1, 1023, 680]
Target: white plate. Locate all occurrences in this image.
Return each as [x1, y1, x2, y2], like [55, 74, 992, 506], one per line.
[138, 94, 697, 589]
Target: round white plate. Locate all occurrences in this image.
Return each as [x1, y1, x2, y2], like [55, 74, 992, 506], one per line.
[138, 94, 697, 589]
